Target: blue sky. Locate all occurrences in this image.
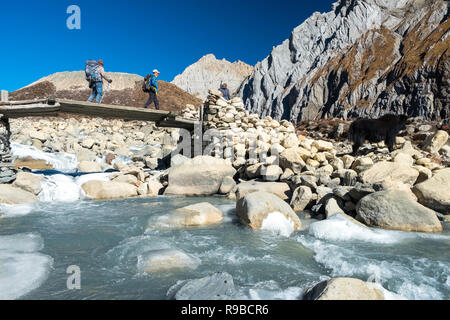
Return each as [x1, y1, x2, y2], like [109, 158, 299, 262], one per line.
[0, 0, 335, 92]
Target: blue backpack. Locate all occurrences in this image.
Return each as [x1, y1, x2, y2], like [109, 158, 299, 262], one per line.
[85, 60, 102, 85]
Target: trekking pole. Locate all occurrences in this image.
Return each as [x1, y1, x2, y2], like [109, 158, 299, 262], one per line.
[100, 82, 111, 104]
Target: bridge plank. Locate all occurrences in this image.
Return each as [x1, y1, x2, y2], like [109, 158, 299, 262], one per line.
[0, 103, 60, 118]
[0, 99, 49, 106]
[57, 99, 171, 122]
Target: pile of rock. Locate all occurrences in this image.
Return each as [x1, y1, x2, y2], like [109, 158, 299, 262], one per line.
[82, 163, 164, 200]
[297, 118, 450, 166]
[2, 86, 449, 235]
[0, 172, 40, 204]
[0, 117, 15, 183]
[180, 104, 200, 120]
[10, 117, 181, 172]
[205, 89, 295, 132]
[201, 89, 298, 166]
[226, 134, 448, 231]
[0, 167, 15, 184]
[176, 89, 450, 233]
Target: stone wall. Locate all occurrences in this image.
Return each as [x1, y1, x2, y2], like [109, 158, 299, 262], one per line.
[0, 116, 15, 183]
[200, 89, 298, 166]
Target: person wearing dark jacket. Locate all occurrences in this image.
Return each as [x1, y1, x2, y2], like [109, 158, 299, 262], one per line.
[144, 69, 160, 110]
[218, 83, 231, 100]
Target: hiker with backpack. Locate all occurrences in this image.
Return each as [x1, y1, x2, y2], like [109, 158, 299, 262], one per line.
[143, 69, 160, 110]
[86, 59, 113, 104]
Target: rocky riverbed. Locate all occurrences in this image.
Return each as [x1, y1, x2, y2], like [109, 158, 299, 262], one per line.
[0, 90, 449, 300]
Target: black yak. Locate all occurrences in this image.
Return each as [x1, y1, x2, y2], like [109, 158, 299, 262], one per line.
[348, 114, 408, 155]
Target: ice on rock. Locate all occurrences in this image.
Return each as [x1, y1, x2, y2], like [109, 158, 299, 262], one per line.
[0, 233, 53, 300]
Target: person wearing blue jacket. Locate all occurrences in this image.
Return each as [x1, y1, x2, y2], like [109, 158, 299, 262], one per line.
[144, 69, 160, 110]
[218, 83, 231, 100]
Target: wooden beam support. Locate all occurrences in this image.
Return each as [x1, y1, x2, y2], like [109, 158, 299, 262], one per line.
[0, 98, 50, 106]
[0, 98, 196, 130]
[0, 103, 61, 118]
[156, 117, 197, 131]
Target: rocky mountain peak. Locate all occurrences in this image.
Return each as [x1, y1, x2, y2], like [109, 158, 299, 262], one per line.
[172, 54, 253, 100]
[239, 0, 449, 123]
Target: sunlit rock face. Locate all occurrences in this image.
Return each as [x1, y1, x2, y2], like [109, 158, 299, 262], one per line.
[172, 54, 254, 100]
[239, 0, 449, 123]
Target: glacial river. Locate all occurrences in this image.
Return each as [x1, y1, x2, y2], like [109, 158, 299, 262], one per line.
[0, 145, 449, 300]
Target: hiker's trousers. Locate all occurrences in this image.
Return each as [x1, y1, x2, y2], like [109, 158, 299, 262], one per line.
[88, 82, 104, 104]
[145, 91, 160, 110]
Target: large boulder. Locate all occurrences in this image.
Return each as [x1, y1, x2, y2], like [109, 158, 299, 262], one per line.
[165, 156, 236, 196]
[137, 182, 149, 196]
[111, 174, 138, 185]
[391, 141, 422, 158]
[172, 202, 223, 227]
[138, 249, 200, 274]
[279, 147, 309, 174]
[12, 172, 42, 195]
[152, 203, 223, 229]
[303, 278, 384, 300]
[348, 183, 376, 202]
[245, 163, 263, 179]
[359, 161, 419, 186]
[393, 153, 414, 166]
[77, 148, 97, 162]
[282, 134, 300, 149]
[351, 157, 374, 173]
[171, 154, 190, 168]
[29, 130, 48, 142]
[324, 197, 346, 218]
[235, 180, 291, 200]
[82, 180, 138, 200]
[14, 158, 54, 170]
[78, 161, 103, 173]
[413, 165, 433, 184]
[356, 191, 442, 233]
[167, 272, 236, 300]
[422, 130, 448, 154]
[236, 192, 302, 235]
[219, 176, 236, 195]
[413, 168, 450, 214]
[312, 140, 334, 152]
[0, 184, 38, 204]
[80, 138, 95, 149]
[290, 186, 313, 212]
[147, 180, 164, 197]
[261, 165, 283, 182]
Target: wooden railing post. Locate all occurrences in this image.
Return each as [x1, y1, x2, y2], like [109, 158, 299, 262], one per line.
[0, 90, 8, 102]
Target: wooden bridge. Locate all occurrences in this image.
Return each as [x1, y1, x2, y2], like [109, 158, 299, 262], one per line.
[0, 98, 198, 131]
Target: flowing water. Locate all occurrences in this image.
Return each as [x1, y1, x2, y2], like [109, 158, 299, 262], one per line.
[0, 145, 449, 300]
